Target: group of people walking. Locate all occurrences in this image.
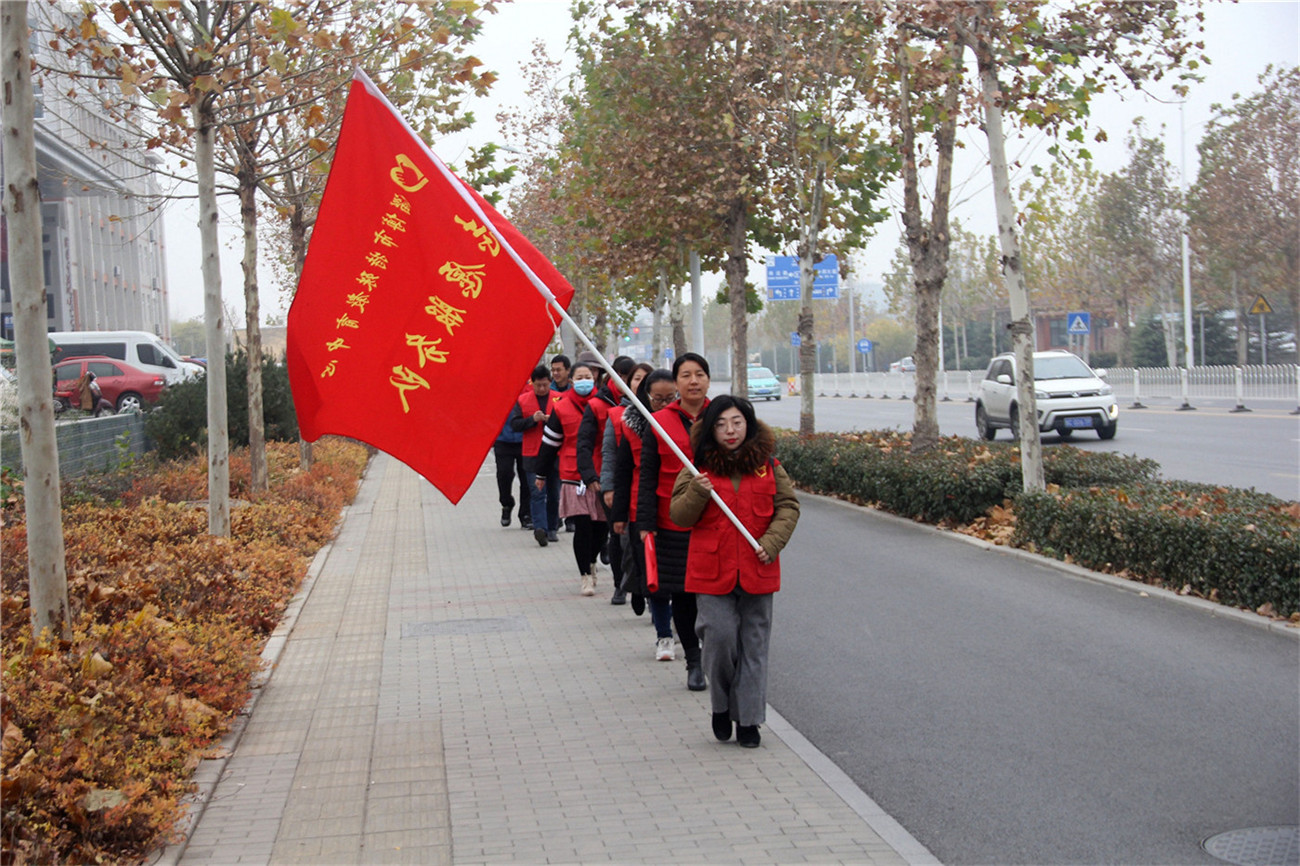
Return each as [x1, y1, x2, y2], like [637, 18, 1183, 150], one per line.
[495, 351, 801, 748]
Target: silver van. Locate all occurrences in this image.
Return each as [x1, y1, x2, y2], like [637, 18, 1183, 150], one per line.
[49, 330, 203, 385]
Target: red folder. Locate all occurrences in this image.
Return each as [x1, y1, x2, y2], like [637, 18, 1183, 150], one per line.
[644, 534, 659, 593]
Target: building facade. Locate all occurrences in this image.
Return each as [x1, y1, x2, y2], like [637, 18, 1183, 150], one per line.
[0, 5, 171, 342]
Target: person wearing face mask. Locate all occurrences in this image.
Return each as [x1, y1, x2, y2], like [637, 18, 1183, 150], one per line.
[636, 352, 712, 691]
[536, 359, 607, 597]
[670, 395, 799, 748]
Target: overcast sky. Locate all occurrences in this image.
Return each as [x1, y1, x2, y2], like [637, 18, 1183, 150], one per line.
[163, 0, 1299, 323]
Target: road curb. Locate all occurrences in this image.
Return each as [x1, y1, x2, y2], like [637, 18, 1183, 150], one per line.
[807, 491, 1300, 641]
[148, 460, 373, 866]
[767, 707, 942, 866]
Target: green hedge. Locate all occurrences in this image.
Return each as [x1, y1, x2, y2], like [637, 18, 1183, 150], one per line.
[1015, 484, 1299, 615]
[773, 430, 1159, 524]
[774, 430, 1297, 618]
[145, 350, 298, 461]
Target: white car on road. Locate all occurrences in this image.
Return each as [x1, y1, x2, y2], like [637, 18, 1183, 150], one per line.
[975, 350, 1118, 441]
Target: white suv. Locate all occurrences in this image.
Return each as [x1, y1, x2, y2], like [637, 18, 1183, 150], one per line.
[975, 350, 1118, 441]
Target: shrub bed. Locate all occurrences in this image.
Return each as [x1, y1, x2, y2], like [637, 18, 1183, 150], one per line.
[774, 429, 1298, 619]
[1, 438, 368, 865]
[774, 430, 1159, 524]
[1015, 483, 1300, 616]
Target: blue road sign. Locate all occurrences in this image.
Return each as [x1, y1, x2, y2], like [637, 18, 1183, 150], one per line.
[664, 348, 674, 362]
[856, 338, 873, 354]
[766, 254, 839, 301]
[1067, 312, 1091, 335]
[790, 332, 801, 347]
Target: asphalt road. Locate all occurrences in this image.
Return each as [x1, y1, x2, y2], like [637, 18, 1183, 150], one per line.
[745, 392, 1300, 501]
[769, 495, 1300, 865]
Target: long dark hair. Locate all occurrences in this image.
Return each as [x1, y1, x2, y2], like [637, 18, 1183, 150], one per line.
[691, 394, 758, 467]
[625, 368, 674, 437]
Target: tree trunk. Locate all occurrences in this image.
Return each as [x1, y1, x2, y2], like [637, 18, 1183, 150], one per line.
[668, 280, 687, 359]
[724, 197, 749, 397]
[4, 0, 69, 640]
[239, 153, 266, 492]
[973, 25, 1043, 492]
[567, 275, 587, 358]
[797, 161, 827, 437]
[652, 272, 666, 366]
[896, 40, 960, 454]
[195, 98, 230, 536]
[689, 250, 704, 354]
[1231, 269, 1247, 366]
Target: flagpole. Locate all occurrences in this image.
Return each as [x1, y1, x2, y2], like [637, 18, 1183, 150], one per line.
[352, 70, 763, 553]
[545, 298, 765, 554]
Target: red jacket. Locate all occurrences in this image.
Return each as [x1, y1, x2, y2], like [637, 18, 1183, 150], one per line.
[650, 400, 706, 530]
[585, 397, 613, 477]
[684, 466, 780, 595]
[516, 388, 559, 457]
[546, 388, 592, 481]
[615, 408, 642, 522]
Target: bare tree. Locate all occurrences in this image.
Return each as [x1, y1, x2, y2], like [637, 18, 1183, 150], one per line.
[2, 0, 69, 640]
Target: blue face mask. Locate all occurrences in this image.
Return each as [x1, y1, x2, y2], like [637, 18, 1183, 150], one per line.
[573, 380, 595, 396]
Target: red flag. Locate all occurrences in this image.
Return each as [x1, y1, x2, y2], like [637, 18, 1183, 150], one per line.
[287, 71, 573, 503]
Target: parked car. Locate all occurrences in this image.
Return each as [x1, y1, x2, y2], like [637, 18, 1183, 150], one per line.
[889, 356, 916, 373]
[975, 350, 1117, 441]
[746, 365, 782, 401]
[53, 356, 167, 414]
[49, 330, 203, 385]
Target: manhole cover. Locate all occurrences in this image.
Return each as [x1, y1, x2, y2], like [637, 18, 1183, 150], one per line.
[1203, 826, 1299, 866]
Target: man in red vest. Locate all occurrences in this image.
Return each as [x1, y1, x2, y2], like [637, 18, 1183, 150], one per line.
[510, 364, 563, 545]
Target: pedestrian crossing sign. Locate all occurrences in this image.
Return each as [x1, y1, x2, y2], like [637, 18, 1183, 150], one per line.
[1249, 295, 1273, 316]
[1067, 312, 1091, 335]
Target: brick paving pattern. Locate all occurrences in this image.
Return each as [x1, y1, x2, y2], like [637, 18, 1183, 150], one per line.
[170, 453, 920, 866]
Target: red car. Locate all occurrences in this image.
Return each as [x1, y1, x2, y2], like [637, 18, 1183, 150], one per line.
[53, 356, 167, 414]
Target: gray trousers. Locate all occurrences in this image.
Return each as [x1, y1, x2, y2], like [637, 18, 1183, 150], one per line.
[695, 587, 774, 727]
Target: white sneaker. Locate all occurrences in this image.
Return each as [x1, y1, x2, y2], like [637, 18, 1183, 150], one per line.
[581, 574, 596, 596]
[655, 637, 675, 661]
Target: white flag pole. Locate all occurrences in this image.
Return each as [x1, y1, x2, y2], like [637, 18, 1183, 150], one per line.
[544, 299, 764, 554]
[354, 70, 763, 553]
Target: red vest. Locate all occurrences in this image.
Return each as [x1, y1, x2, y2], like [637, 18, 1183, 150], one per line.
[516, 389, 557, 457]
[651, 401, 706, 531]
[608, 405, 626, 447]
[684, 463, 780, 595]
[552, 389, 591, 481]
[586, 397, 613, 477]
[617, 409, 642, 522]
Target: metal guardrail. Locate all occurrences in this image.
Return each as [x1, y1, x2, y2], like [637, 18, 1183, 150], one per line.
[806, 365, 1300, 411]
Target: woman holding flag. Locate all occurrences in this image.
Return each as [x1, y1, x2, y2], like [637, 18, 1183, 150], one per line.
[670, 395, 799, 748]
[536, 358, 609, 597]
[636, 353, 712, 691]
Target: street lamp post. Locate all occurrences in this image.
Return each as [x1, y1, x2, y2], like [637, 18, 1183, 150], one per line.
[1180, 102, 1195, 368]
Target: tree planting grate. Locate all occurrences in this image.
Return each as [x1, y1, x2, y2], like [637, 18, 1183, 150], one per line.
[1203, 826, 1299, 866]
[401, 615, 530, 638]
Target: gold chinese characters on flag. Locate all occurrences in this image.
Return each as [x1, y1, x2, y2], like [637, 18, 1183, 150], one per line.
[287, 71, 574, 503]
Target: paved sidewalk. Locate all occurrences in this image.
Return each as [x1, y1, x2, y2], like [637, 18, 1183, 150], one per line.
[168, 453, 926, 865]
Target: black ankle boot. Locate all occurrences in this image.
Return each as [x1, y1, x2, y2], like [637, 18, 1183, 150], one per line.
[736, 725, 761, 748]
[685, 648, 706, 691]
[712, 712, 733, 742]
